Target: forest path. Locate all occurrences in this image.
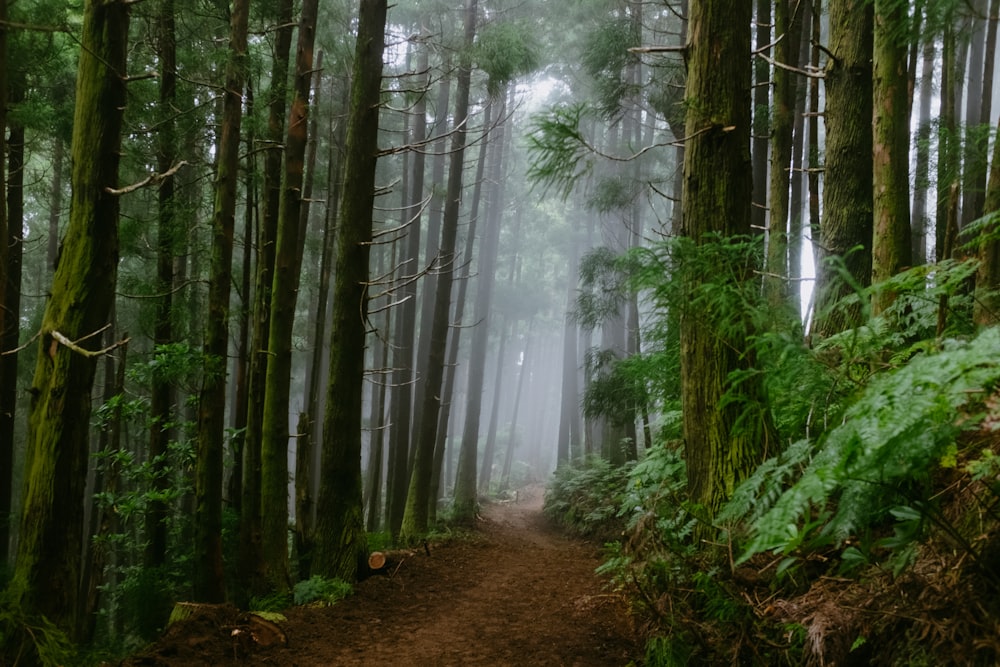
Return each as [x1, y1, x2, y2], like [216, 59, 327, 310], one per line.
[126, 484, 640, 666]
[278, 484, 639, 666]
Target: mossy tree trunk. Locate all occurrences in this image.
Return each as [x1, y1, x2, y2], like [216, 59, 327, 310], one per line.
[811, 0, 874, 336]
[193, 0, 249, 603]
[871, 0, 912, 316]
[313, 0, 387, 581]
[239, 0, 294, 599]
[680, 0, 777, 518]
[407, 0, 478, 535]
[974, 103, 1000, 326]
[260, 0, 320, 594]
[10, 0, 129, 638]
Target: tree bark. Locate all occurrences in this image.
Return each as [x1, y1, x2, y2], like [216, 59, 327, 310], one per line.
[910, 32, 935, 266]
[0, 67, 20, 573]
[871, 0, 912, 316]
[751, 0, 771, 238]
[974, 113, 1000, 324]
[239, 0, 294, 597]
[194, 0, 249, 603]
[961, 0, 990, 229]
[964, 0, 999, 231]
[313, 0, 387, 581]
[811, 0, 874, 336]
[10, 0, 129, 637]
[403, 0, 479, 538]
[0, 0, 8, 572]
[146, 0, 177, 570]
[680, 0, 777, 518]
[260, 0, 320, 594]
[765, 0, 804, 308]
[386, 38, 433, 538]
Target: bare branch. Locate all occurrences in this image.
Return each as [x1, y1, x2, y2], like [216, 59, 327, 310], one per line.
[50, 330, 130, 359]
[106, 161, 188, 196]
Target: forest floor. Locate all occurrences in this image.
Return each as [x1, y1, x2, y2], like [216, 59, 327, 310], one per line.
[121, 484, 641, 666]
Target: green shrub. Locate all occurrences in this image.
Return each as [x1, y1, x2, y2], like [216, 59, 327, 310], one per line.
[292, 576, 352, 607]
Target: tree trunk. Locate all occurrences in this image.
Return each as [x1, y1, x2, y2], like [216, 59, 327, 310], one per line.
[501, 333, 532, 490]
[365, 223, 392, 532]
[974, 108, 1000, 325]
[556, 239, 579, 465]
[961, 0, 990, 229]
[811, 0, 874, 336]
[146, 0, 177, 570]
[260, 0, 320, 594]
[239, 0, 294, 598]
[469, 92, 511, 494]
[964, 0, 999, 231]
[765, 0, 804, 308]
[479, 320, 511, 491]
[294, 412, 313, 581]
[0, 0, 8, 571]
[306, 73, 348, 525]
[0, 74, 20, 572]
[194, 0, 249, 603]
[680, 0, 777, 518]
[910, 32, 935, 266]
[403, 0, 480, 538]
[807, 0, 821, 291]
[410, 56, 453, 478]
[10, 0, 128, 638]
[79, 334, 126, 642]
[386, 40, 432, 538]
[936, 19, 960, 262]
[751, 0, 771, 237]
[871, 0, 912, 316]
[229, 81, 256, 517]
[427, 93, 493, 523]
[313, 0, 387, 582]
[46, 137, 65, 274]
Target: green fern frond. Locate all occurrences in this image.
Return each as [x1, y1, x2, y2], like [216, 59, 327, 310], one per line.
[739, 327, 1000, 561]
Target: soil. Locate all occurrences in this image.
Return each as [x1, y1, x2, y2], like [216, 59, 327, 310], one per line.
[121, 484, 641, 666]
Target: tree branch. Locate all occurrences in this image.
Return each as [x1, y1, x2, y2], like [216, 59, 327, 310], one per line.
[106, 160, 188, 195]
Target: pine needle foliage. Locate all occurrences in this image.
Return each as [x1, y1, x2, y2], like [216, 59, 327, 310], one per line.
[580, 17, 640, 119]
[731, 326, 1000, 563]
[526, 102, 594, 199]
[575, 246, 628, 331]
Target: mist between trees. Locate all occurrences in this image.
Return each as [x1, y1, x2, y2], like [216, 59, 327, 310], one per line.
[1, 0, 1000, 662]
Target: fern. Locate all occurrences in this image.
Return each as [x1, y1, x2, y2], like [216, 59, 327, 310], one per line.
[292, 576, 352, 607]
[0, 588, 75, 666]
[737, 327, 1000, 561]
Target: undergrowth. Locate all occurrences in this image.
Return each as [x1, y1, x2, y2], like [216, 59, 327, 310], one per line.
[547, 238, 1000, 665]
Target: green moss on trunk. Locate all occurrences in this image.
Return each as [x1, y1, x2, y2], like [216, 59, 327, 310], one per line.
[680, 0, 777, 518]
[871, 0, 913, 316]
[313, 0, 388, 582]
[11, 0, 128, 641]
[812, 0, 874, 336]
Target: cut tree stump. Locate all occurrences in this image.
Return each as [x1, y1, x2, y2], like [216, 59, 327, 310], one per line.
[368, 551, 387, 571]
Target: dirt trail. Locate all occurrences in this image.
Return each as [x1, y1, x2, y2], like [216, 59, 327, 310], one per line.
[126, 485, 640, 666]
